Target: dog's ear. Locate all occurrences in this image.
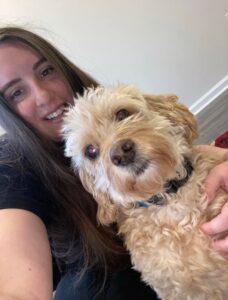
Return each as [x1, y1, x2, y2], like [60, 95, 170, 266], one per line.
[144, 94, 198, 143]
[79, 170, 119, 225]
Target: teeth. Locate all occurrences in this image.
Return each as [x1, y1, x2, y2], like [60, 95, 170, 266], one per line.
[46, 106, 66, 120]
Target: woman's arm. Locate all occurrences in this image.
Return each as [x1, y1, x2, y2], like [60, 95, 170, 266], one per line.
[197, 146, 228, 251]
[0, 209, 53, 300]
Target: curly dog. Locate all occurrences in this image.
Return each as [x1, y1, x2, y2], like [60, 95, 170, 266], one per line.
[63, 85, 228, 300]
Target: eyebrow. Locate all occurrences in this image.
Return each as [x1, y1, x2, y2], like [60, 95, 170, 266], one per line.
[0, 57, 48, 95]
[0, 78, 21, 95]
[33, 57, 47, 70]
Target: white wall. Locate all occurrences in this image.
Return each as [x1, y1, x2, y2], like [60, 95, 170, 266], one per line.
[0, 0, 227, 108]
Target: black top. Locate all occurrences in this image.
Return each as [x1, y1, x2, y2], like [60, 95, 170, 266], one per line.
[0, 136, 159, 299]
[0, 136, 62, 287]
[0, 156, 53, 225]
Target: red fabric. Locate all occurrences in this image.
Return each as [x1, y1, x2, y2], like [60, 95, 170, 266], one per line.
[215, 131, 228, 148]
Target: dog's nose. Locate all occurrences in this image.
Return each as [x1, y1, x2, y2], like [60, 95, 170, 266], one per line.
[110, 139, 135, 166]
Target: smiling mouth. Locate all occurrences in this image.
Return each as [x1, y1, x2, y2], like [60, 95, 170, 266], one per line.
[45, 104, 68, 120]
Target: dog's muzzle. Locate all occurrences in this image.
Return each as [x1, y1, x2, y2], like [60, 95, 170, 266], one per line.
[109, 139, 149, 175]
[110, 139, 135, 166]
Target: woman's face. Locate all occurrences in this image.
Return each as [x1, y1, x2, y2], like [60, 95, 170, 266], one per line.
[0, 42, 74, 141]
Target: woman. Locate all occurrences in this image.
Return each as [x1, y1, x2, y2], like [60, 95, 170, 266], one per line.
[0, 26, 227, 300]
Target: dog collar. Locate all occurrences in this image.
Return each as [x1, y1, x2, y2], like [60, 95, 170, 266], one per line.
[136, 157, 193, 208]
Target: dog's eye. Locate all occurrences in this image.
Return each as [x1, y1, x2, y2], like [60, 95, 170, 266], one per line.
[84, 144, 99, 160]
[115, 109, 130, 121]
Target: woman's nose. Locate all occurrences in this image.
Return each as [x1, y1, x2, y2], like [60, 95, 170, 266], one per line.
[32, 80, 52, 106]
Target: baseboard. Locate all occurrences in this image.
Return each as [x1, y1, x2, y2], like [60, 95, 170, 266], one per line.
[190, 76, 228, 144]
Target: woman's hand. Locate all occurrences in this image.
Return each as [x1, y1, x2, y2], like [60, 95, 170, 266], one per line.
[199, 147, 228, 251]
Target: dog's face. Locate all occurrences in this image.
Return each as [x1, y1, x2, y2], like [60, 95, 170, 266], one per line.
[62, 85, 198, 224]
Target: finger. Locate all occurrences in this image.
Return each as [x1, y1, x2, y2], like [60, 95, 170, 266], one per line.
[201, 212, 228, 235]
[203, 162, 228, 203]
[212, 236, 228, 252]
[203, 173, 221, 203]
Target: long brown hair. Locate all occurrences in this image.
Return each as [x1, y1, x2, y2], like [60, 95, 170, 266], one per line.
[0, 26, 127, 282]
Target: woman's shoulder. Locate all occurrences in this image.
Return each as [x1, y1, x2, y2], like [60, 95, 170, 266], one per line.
[0, 134, 35, 184]
[0, 134, 21, 164]
[0, 134, 55, 226]
[0, 134, 10, 157]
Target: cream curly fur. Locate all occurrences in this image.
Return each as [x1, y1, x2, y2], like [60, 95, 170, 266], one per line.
[62, 85, 228, 300]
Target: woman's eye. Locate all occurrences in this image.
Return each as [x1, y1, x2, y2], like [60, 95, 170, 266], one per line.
[84, 144, 99, 160]
[10, 89, 24, 102]
[115, 109, 130, 121]
[40, 66, 55, 78]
